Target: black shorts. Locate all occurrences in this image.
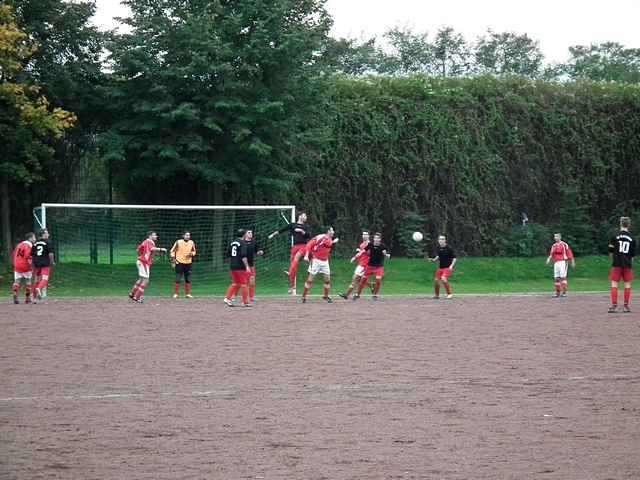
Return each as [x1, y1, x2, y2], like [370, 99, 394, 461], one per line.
[175, 263, 192, 275]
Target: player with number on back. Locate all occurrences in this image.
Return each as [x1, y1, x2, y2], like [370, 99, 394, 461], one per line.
[301, 227, 339, 303]
[31, 229, 55, 303]
[170, 231, 197, 299]
[429, 235, 457, 299]
[129, 231, 167, 303]
[338, 231, 371, 300]
[11, 232, 36, 304]
[353, 232, 390, 301]
[268, 212, 311, 295]
[223, 229, 252, 307]
[545, 233, 576, 298]
[608, 216, 635, 313]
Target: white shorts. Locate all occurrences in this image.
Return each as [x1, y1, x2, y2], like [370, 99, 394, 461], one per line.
[14, 271, 33, 281]
[308, 259, 331, 276]
[136, 260, 150, 279]
[553, 261, 568, 279]
[354, 265, 366, 277]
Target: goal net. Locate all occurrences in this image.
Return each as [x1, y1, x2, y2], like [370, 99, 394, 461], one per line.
[32, 204, 296, 297]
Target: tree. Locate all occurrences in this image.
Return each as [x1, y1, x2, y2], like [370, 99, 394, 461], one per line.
[0, 4, 75, 260]
[432, 27, 470, 77]
[474, 30, 544, 77]
[320, 36, 388, 75]
[550, 42, 640, 83]
[383, 26, 433, 74]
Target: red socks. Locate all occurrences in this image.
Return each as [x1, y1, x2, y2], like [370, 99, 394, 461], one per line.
[444, 282, 452, 295]
[174, 282, 180, 295]
[289, 258, 299, 288]
[611, 287, 618, 305]
[323, 282, 330, 298]
[624, 288, 631, 306]
[185, 283, 192, 296]
[434, 282, 440, 297]
[373, 279, 382, 295]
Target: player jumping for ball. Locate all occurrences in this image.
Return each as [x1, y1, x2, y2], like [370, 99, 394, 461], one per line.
[224, 229, 252, 307]
[129, 231, 167, 303]
[338, 231, 372, 299]
[301, 227, 339, 303]
[31, 229, 55, 303]
[268, 212, 311, 295]
[608, 216, 635, 313]
[353, 232, 390, 301]
[170, 231, 197, 298]
[545, 233, 576, 297]
[11, 232, 36, 304]
[429, 235, 456, 299]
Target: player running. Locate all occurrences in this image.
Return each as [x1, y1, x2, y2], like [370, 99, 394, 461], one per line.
[353, 232, 390, 301]
[429, 235, 457, 299]
[545, 233, 576, 297]
[338, 231, 371, 299]
[170, 231, 197, 298]
[608, 216, 635, 313]
[31, 229, 55, 303]
[223, 229, 252, 307]
[129, 231, 167, 303]
[268, 212, 311, 295]
[301, 227, 339, 303]
[11, 232, 36, 304]
[243, 230, 264, 304]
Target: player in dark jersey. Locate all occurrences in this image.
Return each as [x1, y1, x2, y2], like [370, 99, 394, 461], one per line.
[224, 229, 252, 307]
[354, 232, 390, 301]
[608, 216, 635, 313]
[268, 212, 311, 295]
[242, 230, 264, 304]
[429, 235, 457, 299]
[31, 229, 55, 303]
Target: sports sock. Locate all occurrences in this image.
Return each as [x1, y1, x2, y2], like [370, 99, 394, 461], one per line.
[611, 287, 618, 305]
[130, 280, 141, 297]
[12, 283, 19, 296]
[289, 258, 299, 287]
[373, 279, 382, 295]
[561, 281, 568, 293]
[25, 288, 31, 300]
[444, 282, 452, 295]
[323, 282, 330, 298]
[174, 282, 180, 295]
[434, 281, 440, 297]
[241, 284, 249, 304]
[554, 281, 561, 294]
[185, 282, 192, 296]
[356, 277, 367, 296]
[624, 288, 631, 306]
[135, 284, 146, 300]
[302, 281, 312, 298]
[249, 283, 255, 300]
[225, 283, 236, 300]
[38, 279, 49, 290]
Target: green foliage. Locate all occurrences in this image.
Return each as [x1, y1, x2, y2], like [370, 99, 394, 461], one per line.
[549, 42, 640, 83]
[503, 223, 552, 257]
[394, 211, 429, 258]
[474, 30, 544, 77]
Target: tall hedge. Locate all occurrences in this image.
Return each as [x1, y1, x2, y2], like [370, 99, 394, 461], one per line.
[299, 75, 640, 256]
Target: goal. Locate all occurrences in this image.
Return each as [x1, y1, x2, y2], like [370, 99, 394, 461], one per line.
[32, 203, 296, 297]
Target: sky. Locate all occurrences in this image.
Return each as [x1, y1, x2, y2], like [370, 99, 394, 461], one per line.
[93, 0, 640, 64]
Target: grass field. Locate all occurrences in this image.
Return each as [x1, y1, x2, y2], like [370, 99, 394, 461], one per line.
[2, 255, 612, 298]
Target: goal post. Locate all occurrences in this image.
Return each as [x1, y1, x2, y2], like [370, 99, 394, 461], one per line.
[32, 203, 297, 297]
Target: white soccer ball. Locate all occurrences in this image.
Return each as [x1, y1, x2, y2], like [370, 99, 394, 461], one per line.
[412, 231, 423, 242]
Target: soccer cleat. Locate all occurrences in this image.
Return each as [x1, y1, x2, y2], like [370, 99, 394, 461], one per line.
[25, 297, 31, 304]
[553, 293, 560, 298]
[250, 299, 256, 305]
[132, 297, 144, 304]
[560, 292, 567, 298]
[372, 295, 379, 301]
[128, 292, 135, 301]
[223, 298, 234, 307]
[13, 294, 19, 305]
[608, 305, 618, 314]
[185, 294, 193, 299]
[432, 295, 440, 299]
[338, 293, 348, 300]
[323, 296, 333, 303]
[288, 287, 296, 296]
[242, 303, 252, 308]
[445, 294, 453, 299]
[352, 294, 360, 301]
[283, 270, 290, 277]
[623, 305, 631, 313]
[34, 288, 42, 301]
[172, 293, 179, 299]
[301, 297, 307, 303]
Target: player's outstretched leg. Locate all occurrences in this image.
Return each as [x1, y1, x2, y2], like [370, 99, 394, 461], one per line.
[443, 279, 453, 299]
[301, 274, 314, 303]
[130, 280, 142, 300]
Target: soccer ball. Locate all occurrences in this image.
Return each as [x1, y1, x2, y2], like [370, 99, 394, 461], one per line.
[412, 231, 423, 242]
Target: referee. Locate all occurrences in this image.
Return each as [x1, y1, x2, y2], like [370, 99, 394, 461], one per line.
[170, 231, 197, 298]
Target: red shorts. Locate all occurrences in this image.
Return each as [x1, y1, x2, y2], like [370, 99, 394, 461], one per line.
[610, 267, 633, 282]
[290, 244, 307, 261]
[435, 268, 453, 280]
[364, 266, 385, 278]
[33, 266, 51, 277]
[229, 270, 249, 284]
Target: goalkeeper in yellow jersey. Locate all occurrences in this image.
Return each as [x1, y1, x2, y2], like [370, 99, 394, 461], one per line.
[170, 231, 197, 298]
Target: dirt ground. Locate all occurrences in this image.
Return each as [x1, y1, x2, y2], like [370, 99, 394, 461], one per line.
[1, 293, 639, 479]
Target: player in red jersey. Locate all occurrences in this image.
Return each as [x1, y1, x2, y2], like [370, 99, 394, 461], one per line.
[11, 232, 36, 304]
[608, 217, 635, 313]
[545, 233, 576, 297]
[338, 231, 372, 299]
[429, 235, 457, 299]
[301, 227, 339, 303]
[268, 212, 311, 295]
[31, 229, 55, 303]
[129, 231, 167, 303]
[353, 232, 390, 301]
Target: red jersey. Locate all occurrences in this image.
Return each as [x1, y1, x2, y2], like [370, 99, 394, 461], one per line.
[13, 240, 33, 273]
[137, 238, 156, 266]
[355, 241, 370, 267]
[549, 241, 574, 262]
[306, 234, 334, 261]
